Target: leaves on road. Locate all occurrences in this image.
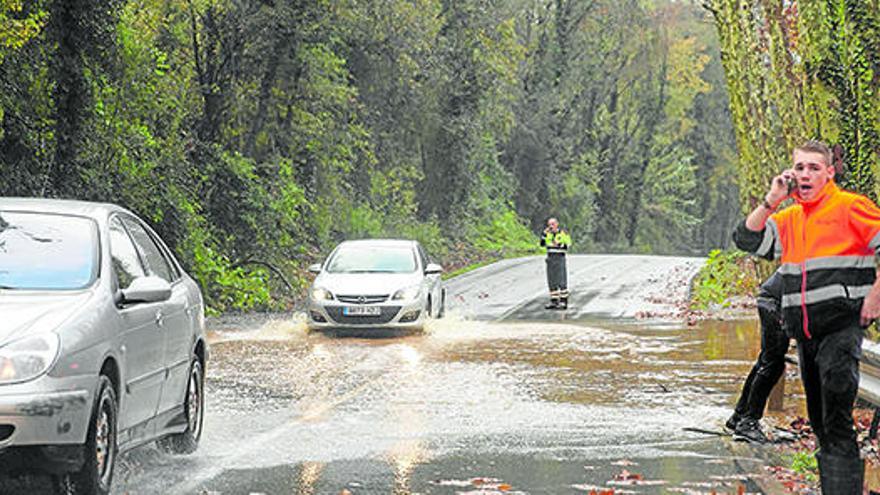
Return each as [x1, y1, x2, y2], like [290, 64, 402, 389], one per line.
[430, 477, 520, 494]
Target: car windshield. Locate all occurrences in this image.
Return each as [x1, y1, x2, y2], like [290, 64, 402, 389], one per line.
[0, 211, 99, 290]
[326, 245, 417, 274]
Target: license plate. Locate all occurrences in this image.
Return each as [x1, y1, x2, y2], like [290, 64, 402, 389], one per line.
[343, 306, 381, 316]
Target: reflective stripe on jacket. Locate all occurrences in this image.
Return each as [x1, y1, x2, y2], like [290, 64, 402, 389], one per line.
[733, 181, 880, 340]
[541, 229, 571, 254]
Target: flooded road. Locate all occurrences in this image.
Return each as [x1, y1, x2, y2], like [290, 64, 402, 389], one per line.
[111, 315, 772, 494]
[101, 256, 786, 494]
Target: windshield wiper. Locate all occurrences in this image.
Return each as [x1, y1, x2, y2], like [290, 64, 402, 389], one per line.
[345, 270, 397, 274]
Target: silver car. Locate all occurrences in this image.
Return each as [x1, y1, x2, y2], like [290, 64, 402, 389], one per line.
[0, 198, 207, 495]
[307, 239, 445, 332]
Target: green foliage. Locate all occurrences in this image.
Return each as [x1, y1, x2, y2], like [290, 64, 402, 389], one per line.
[397, 221, 449, 261]
[179, 216, 272, 315]
[0, 0, 741, 312]
[0, 0, 46, 60]
[472, 208, 543, 256]
[691, 249, 760, 309]
[789, 450, 819, 481]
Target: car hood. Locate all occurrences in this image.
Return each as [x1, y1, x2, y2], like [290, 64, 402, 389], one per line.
[314, 272, 423, 296]
[0, 290, 95, 344]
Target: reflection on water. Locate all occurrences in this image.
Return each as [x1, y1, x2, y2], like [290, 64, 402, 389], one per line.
[387, 439, 430, 495]
[425, 317, 768, 410]
[297, 461, 324, 495]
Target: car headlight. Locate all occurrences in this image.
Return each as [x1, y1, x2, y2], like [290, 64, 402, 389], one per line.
[311, 288, 334, 301]
[392, 285, 422, 301]
[0, 333, 60, 384]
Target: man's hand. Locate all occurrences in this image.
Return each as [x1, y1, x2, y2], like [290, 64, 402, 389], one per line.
[861, 280, 880, 327]
[767, 169, 795, 207]
[745, 169, 795, 232]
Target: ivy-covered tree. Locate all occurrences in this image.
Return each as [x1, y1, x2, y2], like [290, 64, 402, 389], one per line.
[705, 0, 880, 209]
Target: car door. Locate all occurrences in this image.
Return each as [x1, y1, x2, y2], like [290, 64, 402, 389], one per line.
[120, 216, 191, 416]
[109, 216, 165, 435]
[417, 243, 440, 316]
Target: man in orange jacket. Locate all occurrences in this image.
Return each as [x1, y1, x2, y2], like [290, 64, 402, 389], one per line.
[733, 140, 880, 495]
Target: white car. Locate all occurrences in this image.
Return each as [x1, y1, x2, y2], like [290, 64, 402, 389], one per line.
[307, 240, 445, 332]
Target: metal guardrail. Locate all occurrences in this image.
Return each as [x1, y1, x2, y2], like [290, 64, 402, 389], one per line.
[858, 340, 880, 438]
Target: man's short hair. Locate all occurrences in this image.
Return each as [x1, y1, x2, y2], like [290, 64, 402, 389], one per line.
[794, 140, 833, 167]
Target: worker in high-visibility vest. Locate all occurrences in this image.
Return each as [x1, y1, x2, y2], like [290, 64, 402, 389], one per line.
[734, 140, 880, 495]
[540, 217, 571, 309]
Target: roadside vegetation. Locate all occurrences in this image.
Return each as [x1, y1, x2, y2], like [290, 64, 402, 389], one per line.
[690, 249, 763, 311]
[0, 0, 739, 312]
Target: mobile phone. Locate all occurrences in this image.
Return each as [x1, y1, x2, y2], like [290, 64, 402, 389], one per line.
[787, 177, 797, 194]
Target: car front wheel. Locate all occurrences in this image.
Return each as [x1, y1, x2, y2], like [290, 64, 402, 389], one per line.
[62, 375, 117, 495]
[158, 358, 204, 455]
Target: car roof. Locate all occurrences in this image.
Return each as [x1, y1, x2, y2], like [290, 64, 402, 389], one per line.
[0, 197, 130, 220]
[336, 239, 418, 249]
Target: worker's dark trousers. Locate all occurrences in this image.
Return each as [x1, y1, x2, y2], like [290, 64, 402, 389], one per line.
[545, 253, 568, 299]
[797, 324, 863, 458]
[733, 305, 788, 420]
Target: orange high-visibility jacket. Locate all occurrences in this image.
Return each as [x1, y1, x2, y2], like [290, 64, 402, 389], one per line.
[733, 181, 880, 340]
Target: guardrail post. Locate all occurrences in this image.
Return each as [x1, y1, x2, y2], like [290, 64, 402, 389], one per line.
[767, 375, 785, 412]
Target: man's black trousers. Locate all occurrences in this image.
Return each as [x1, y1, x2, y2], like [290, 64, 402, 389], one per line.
[545, 253, 568, 298]
[734, 305, 788, 420]
[797, 324, 863, 458]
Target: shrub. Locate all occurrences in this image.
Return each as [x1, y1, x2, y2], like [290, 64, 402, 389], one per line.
[691, 249, 761, 309]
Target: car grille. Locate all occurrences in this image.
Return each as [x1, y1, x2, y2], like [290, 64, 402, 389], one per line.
[326, 306, 401, 325]
[336, 294, 389, 304]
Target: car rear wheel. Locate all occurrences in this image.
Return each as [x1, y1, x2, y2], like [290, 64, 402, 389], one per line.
[61, 375, 117, 495]
[438, 288, 446, 318]
[158, 358, 204, 455]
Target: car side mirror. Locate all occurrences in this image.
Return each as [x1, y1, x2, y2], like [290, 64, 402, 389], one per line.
[425, 263, 443, 275]
[308, 263, 323, 274]
[121, 276, 172, 304]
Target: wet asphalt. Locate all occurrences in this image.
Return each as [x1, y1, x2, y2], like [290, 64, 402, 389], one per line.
[7, 255, 788, 494]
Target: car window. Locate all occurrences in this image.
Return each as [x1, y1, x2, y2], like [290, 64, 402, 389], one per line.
[326, 246, 417, 274]
[0, 211, 99, 290]
[109, 217, 146, 290]
[152, 233, 181, 280]
[121, 217, 174, 283]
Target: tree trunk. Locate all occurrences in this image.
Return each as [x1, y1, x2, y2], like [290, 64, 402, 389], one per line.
[48, 0, 88, 197]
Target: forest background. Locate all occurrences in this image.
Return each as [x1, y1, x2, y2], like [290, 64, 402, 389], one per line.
[1, 0, 876, 312]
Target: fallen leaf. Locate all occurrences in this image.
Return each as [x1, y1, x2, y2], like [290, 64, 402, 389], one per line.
[613, 470, 643, 481]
